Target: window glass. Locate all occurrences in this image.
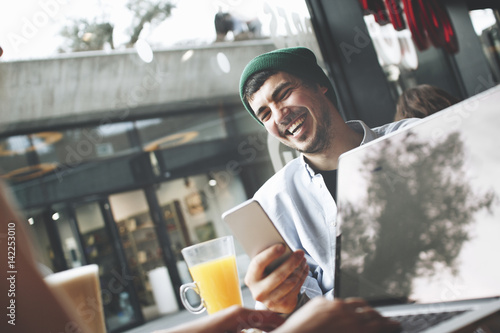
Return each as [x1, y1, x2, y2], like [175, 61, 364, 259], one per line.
[2, 0, 316, 60]
[469, 9, 500, 83]
[0, 135, 31, 175]
[75, 201, 142, 331]
[0, 133, 62, 182]
[1, 0, 322, 179]
[51, 203, 85, 269]
[57, 122, 138, 165]
[155, 173, 250, 285]
[136, 110, 227, 151]
[109, 190, 166, 319]
[0, 123, 141, 183]
[363, 11, 420, 98]
[23, 208, 56, 273]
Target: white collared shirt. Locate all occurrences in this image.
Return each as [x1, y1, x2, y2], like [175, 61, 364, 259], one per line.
[254, 119, 420, 300]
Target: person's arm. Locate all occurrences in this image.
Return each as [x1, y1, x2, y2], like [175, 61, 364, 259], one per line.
[244, 243, 310, 314]
[0, 182, 92, 333]
[157, 297, 401, 333]
[154, 305, 285, 333]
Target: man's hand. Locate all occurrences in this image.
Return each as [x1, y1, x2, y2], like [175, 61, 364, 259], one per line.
[273, 297, 401, 333]
[244, 244, 310, 313]
[155, 305, 285, 333]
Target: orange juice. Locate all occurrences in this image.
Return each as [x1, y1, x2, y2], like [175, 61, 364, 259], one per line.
[188, 255, 242, 314]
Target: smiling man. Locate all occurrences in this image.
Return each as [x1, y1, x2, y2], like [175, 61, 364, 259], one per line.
[239, 47, 418, 314]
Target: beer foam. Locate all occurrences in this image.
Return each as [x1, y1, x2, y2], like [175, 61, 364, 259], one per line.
[44, 264, 98, 284]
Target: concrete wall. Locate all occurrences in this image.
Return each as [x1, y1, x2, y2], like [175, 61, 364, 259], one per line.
[0, 40, 275, 134]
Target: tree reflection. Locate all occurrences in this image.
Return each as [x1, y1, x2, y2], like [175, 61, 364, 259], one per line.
[339, 131, 497, 301]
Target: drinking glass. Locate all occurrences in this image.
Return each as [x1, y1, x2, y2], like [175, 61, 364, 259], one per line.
[180, 236, 243, 314]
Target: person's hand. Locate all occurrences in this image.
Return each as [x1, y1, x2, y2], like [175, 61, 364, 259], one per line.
[273, 297, 401, 333]
[244, 244, 310, 313]
[154, 305, 285, 333]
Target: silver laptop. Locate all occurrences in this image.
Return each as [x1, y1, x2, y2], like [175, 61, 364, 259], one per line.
[336, 85, 500, 332]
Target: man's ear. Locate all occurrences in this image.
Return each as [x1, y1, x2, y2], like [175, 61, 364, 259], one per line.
[319, 84, 328, 94]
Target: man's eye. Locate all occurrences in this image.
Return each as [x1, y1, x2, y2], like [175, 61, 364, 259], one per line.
[280, 89, 292, 100]
[261, 111, 271, 122]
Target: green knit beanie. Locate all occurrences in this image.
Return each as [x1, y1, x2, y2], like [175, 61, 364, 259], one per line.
[239, 47, 336, 125]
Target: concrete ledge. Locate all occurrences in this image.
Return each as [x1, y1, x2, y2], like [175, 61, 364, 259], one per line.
[0, 40, 275, 134]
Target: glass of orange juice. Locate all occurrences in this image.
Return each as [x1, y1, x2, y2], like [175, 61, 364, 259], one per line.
[180, 236, 243, 314]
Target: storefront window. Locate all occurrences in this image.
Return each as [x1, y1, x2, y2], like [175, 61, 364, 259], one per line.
[136, 110, 227, 152]
[0, 136, 31, 177]
[362, 2, 500, 104]
[154, 174, 251, 292]
[51, 203, 85, 269]
[75, 201, 143, 331]
[362, 6, 420, 97]
[0, 123, 141, 184]
[58, 122, 139, 164]
[109, 190, 169, 320]
[0, 133, 60, 182]
[23, 208, 56, 273]
[469, 9, 500, 83]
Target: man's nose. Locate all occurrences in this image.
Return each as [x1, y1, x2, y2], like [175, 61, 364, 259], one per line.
[273, 105, 291, 125]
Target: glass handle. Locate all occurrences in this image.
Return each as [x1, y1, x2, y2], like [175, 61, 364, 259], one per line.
[179, 282, 205, 314]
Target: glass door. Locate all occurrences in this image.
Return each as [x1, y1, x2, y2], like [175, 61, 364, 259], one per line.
[109, 189, 185, 320]
[74, 200, 143, 332]
[23, 207, 60, 274]
[109, 189, 165, 320]
[51, 203, 85, 269]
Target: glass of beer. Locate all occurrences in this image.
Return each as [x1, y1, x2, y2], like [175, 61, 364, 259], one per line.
[44, 264, 106, 333]
[180, 236, 243, 314]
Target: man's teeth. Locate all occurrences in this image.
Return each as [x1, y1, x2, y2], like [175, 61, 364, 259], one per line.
[288, 116, 305, 135]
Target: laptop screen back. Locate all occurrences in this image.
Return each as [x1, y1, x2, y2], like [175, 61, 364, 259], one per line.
[336, 85, 500, 306]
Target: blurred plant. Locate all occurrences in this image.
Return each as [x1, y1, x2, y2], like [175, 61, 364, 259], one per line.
[58, 0, 175, 53]
[59, 19, 114, 52]
[125, 0, 175, 47]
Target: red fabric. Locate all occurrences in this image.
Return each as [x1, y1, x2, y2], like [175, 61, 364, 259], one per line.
[361, 0, 458, 53]
[417, 0, 442, 47]
[372, 0, 391, 25]
[384, 0, 406, 31]
[402, 0, 430, 51]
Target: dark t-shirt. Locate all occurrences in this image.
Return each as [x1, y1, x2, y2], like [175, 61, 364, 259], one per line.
[318, 168, 341, 293]
[318, 169, 338, 201]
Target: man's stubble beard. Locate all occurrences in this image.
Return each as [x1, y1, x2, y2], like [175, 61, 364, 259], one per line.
[296, 111, 333, 155]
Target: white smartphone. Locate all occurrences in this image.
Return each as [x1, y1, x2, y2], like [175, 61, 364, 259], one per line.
[222, 199, 293, 273]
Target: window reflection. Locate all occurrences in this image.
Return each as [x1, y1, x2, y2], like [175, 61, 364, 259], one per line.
[136, 111, 227, 151]
[60, 123, 138, 163]
[470, 9, 500, 84]
[0, 136, 30, 175]
[2, 0, 316, 59]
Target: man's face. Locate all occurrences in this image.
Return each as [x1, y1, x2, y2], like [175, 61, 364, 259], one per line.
[248, 72, 336, 154]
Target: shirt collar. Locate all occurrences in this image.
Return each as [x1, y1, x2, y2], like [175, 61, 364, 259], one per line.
[345, 120, 382, 145]
[302, 120, 377, 179]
